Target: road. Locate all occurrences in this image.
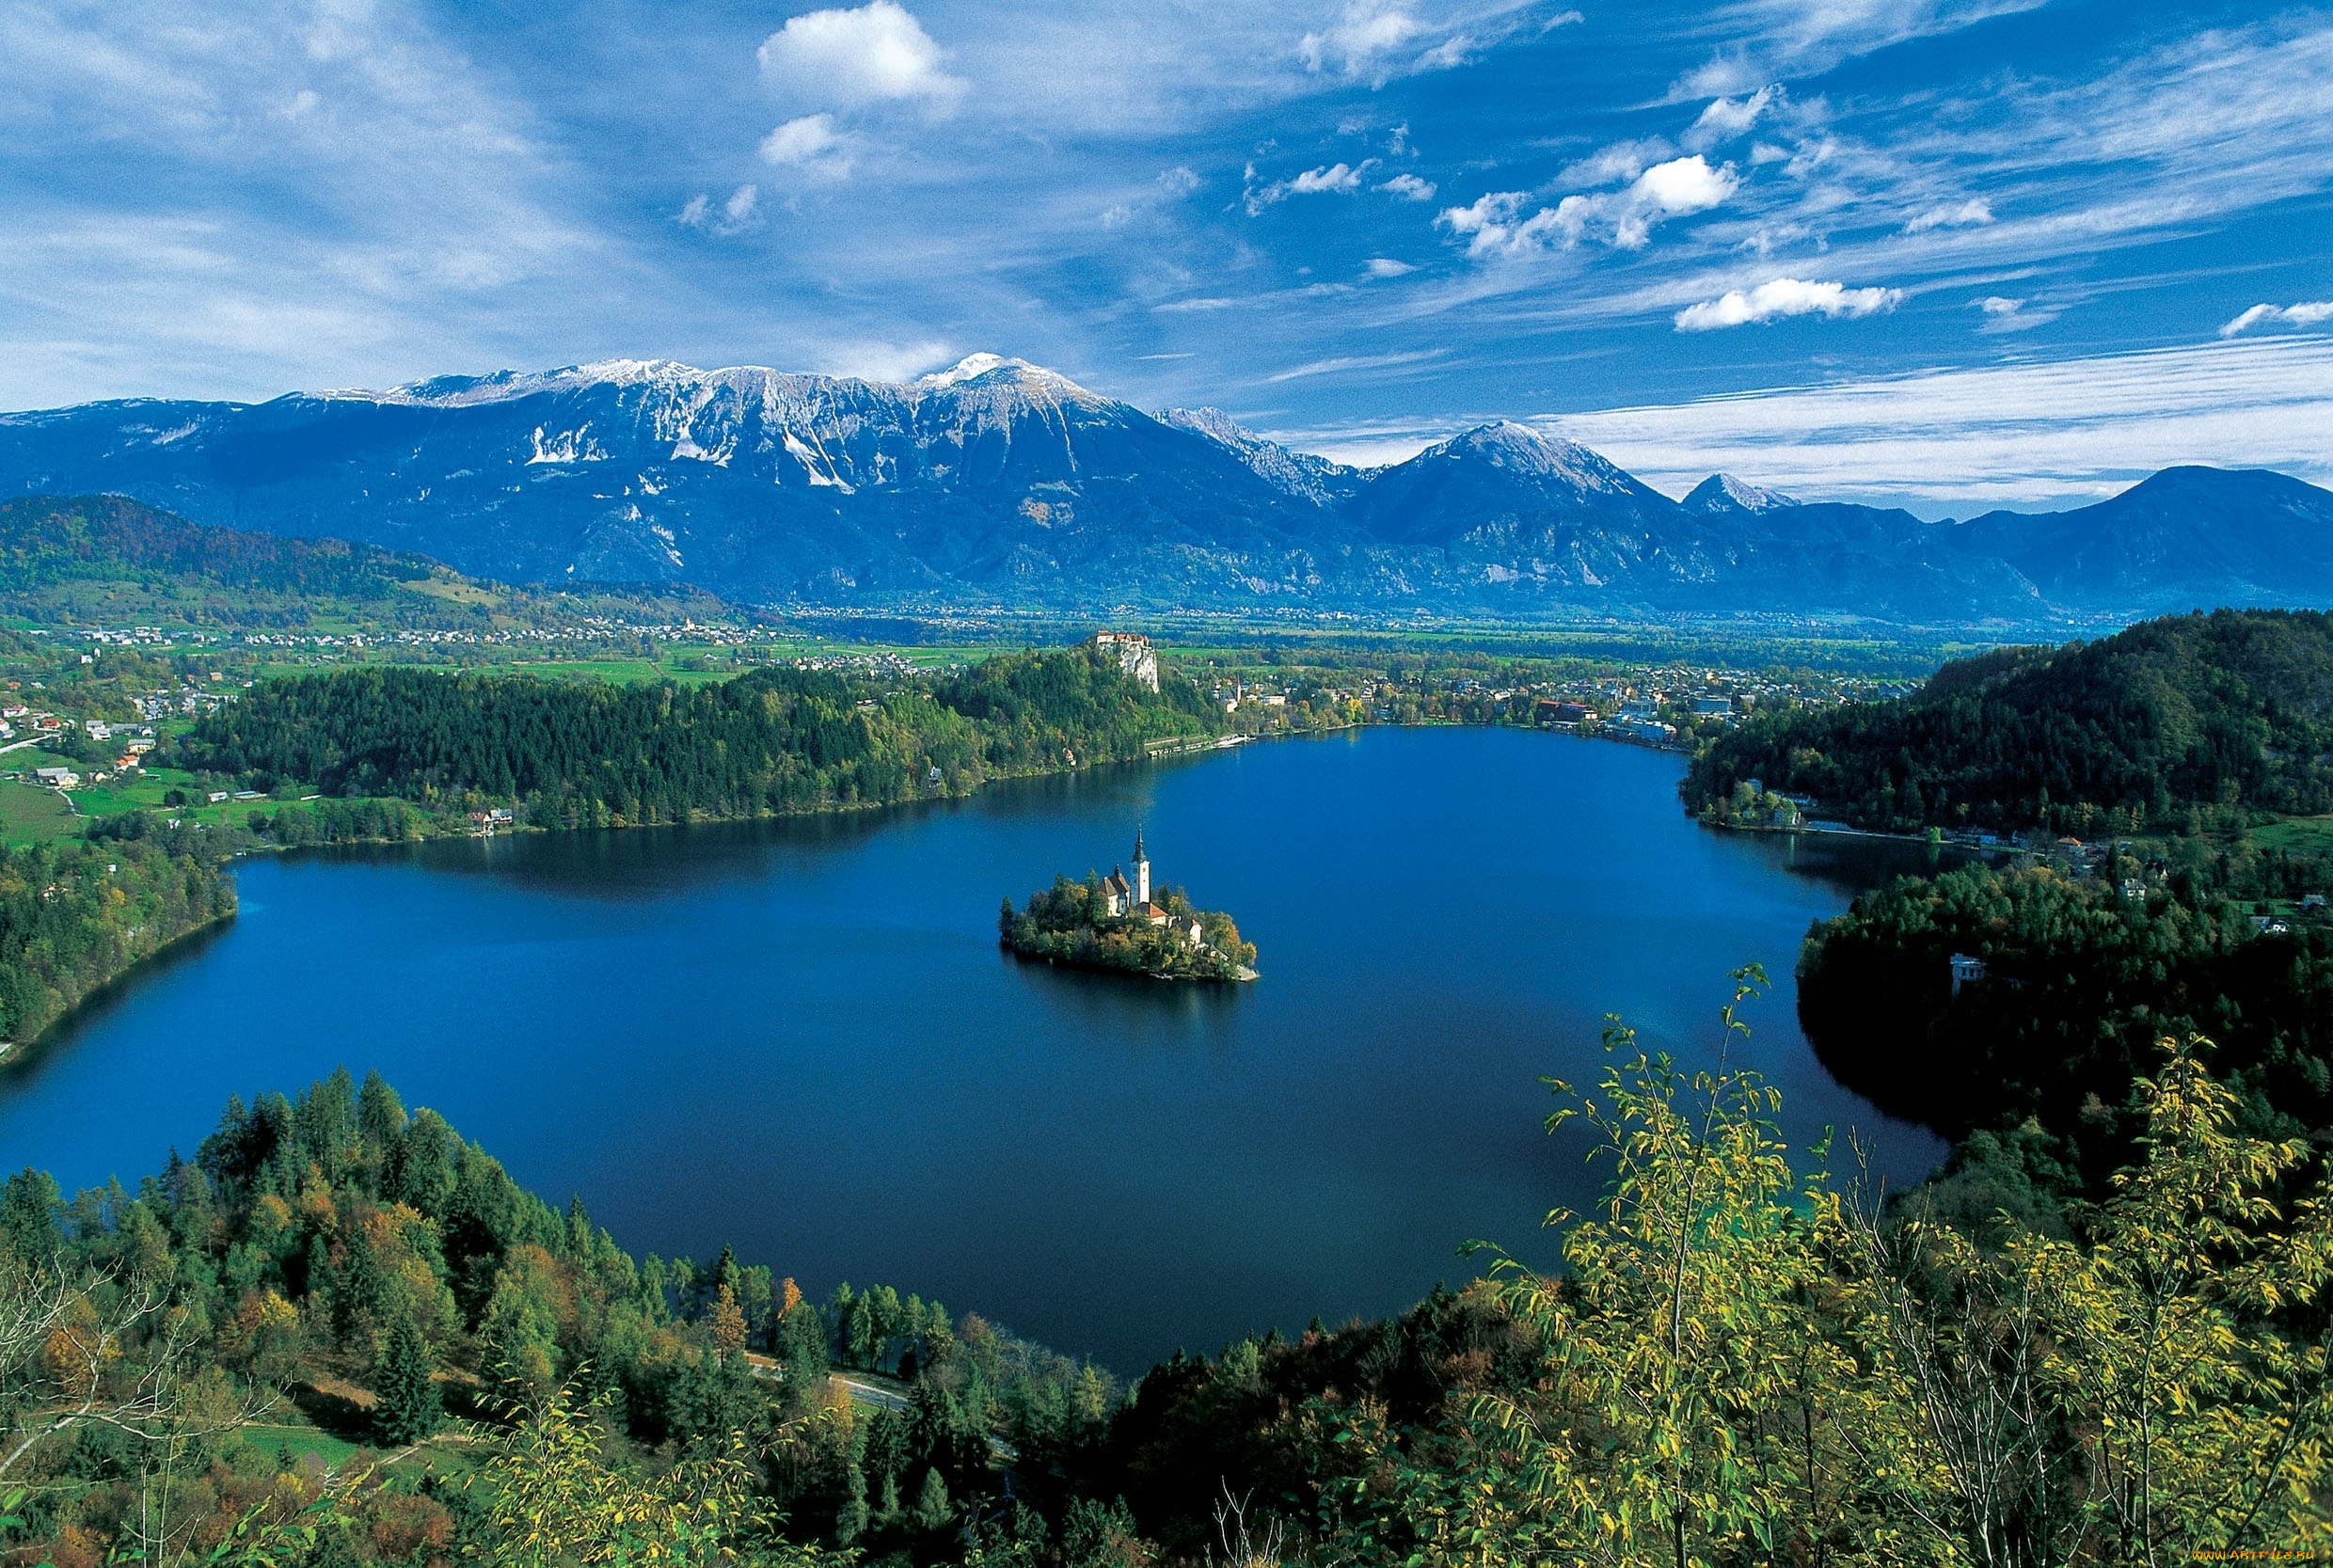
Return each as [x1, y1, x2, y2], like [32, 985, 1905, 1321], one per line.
[742, 1354, 1013, 1457]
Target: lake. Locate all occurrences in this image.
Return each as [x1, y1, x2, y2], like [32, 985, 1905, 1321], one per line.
[0, 725, 1945, 1372]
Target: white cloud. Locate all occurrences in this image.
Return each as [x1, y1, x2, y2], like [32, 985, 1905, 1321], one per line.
[1299, 2, 1424, 77]
[817, 339, 956, 383]
[757, 1, 965, 113]
[679, 184, 762, 235]
[2220, 300, 2333, 338]
[1364, 257, 1416, 277]
[1157, 166, 1202, 197]
[1634, 155, 1738, 214]
[1247, 160, 1375, 214]
[760, 113, 855, 180]
[1903, 198, 1994, 233]
[1378, 172, 1436, 200]
[1441, 155, 1739, 258]
[1685, 86, 1777, 150]
[1674, 277, 1904, 329]
[1557, 137, 1676, 186]
[1437, 190, 1546, 255]
[1975, 294, 2055, 332]
[1292, 163, 1365, 194]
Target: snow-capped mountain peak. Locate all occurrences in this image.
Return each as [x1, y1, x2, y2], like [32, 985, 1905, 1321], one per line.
[1428, 420, 1627, 489]
[1683, 472, 1801, 515]
[912, 353, 1098, 400]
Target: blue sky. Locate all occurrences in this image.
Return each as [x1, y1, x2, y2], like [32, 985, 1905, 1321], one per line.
[1, 0, 2327, 510]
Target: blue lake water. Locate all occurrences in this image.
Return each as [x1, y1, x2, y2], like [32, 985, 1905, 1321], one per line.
[0, 726, 1944, 1371]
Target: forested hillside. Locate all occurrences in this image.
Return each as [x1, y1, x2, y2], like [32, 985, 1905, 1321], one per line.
[1687, 608, 2333, 834]
[173, 644, 1219, 828]
[0, 835, 233, 1044]
[4, 1019, 2325, 1563]
[1798, 862, 2333, 1175]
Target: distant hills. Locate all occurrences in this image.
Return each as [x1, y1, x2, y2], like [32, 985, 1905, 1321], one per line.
[3, 353, 2328, 627]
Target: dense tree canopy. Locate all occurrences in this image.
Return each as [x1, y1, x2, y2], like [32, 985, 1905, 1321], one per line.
[1687, 609, 2333, 834]
[1798, 862, 2333, 1182]
[1002, 874, 1257, 981]
[175, 646, 1218, 829]
[0, 836, 231, 1043]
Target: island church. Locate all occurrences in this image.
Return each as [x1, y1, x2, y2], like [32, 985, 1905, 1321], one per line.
[1099, 829, 1205, 943]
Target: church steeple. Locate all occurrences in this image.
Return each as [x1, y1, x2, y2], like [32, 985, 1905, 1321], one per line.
[1133, 826, 1151, 908]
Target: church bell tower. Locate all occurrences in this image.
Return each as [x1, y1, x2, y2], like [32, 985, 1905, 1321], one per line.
[1133, 827, 1151, 907]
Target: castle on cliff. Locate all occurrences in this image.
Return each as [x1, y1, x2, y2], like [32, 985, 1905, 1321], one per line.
[1088, 631, 1159, 691]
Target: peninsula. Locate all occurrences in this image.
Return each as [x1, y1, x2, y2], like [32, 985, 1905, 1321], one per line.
[1000, 829, 1258, 981]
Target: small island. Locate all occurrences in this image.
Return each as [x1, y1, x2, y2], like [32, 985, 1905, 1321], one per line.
[1000, 829, 1258, 981]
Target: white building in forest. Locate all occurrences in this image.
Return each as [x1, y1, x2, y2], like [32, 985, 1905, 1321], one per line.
[1099, 829, 1206, 943]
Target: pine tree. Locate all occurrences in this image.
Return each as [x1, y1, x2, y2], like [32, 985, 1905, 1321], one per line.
[373, 1314, 442, 1446]
[913, 1465, 952, 1531]
[836, 1460, 869, 1544]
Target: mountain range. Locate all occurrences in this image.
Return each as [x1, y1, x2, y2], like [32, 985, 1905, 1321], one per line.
[3, 352, 2328, 627]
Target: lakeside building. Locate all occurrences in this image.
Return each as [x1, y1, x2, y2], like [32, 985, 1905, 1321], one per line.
[1099, 829, 1206, 943]
[1949, 953, 1989, 995]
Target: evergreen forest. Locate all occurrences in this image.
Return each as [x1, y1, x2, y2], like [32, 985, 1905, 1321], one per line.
[0, 837, 231, 1044]
[1687, 608, 2333, 835]
[174, 647, 1219, 829]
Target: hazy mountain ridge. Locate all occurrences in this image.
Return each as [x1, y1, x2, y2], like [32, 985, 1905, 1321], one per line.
[3, 355, 2329, 626]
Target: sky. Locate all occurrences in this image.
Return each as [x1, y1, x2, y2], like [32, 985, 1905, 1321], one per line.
[1, 0, 2328, 511]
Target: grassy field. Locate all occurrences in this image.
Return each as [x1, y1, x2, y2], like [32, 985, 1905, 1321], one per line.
[1, 759, 323, 847]
[0, 778, 77, 847]
[238, 1421, 365, 1469]
[2253, 814, 2333, 860]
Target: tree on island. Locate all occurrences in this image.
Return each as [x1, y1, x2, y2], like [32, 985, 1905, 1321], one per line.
[1001, 871, 1256, 980]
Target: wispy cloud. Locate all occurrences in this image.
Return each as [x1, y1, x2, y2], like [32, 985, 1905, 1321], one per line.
[1674, 277, 1903, 330]
[1264, 348, 1444, 382]
[1683, 85, 1777, 150]
[1246, 159, 1374, 214]
[2220, 300, 2333, 338]
[1666, 0, 2048, 99]
[1903, 198, 1992, 233]
[760, 114, 854, 180]
[1441, 154, 1739, 257]
[1537, 338, 2333, 507]
[1378, 172, 1436, 200]
[678, 185, 763, 234]
[1293, 0, 1550, 85]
